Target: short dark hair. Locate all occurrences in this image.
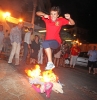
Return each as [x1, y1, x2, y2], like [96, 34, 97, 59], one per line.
[35, 35, 39, 37]
[28, 28, 33, 31]
[50, 6, 61, 15]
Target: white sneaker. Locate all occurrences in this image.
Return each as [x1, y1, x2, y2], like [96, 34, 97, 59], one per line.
[45, 62, 55, 70]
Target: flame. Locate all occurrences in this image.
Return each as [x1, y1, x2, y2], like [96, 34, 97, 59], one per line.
[3, 12, 11, 18]
[25, 65, 58, 82]
[42, 70, 57, 82]
[25, 65, 41, 78]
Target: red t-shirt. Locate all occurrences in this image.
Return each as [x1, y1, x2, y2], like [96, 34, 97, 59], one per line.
[70, 46, 80, 56]
[42, 16, 69, 44]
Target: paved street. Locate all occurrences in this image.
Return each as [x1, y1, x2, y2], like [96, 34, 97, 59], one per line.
[0, 59, 97, 100]
[0, 60, 44, 100]
[41, 66, 97, 100]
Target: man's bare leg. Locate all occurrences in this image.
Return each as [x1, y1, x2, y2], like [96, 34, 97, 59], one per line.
[89, 67, 91, 73]
[45, 48, 52, 62]
[45, 48, 55, 70]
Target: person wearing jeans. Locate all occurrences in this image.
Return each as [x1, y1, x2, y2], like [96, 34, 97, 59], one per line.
[38, 35, 45, 64]
[8, 22, 23, 65]
[20, 28, 33, 66]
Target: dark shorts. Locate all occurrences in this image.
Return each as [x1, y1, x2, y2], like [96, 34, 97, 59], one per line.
[42, 40, 60, 49]
[87, 61, 97, 68]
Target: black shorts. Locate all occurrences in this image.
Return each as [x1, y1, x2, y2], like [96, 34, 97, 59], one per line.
[87, 61, 97, 68]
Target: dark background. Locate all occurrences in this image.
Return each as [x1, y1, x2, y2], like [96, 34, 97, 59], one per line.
[50, 0, 97, 43]
[0, 0, 97, 43]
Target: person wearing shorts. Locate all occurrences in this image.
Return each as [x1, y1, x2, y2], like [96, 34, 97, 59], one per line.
[36, 6, 75, 70]
[87, 46, 97, 74]
[53, 46, 61, 67]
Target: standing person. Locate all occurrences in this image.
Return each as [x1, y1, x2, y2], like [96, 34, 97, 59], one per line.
[30, 35, 40, 64]
[38, 35, 45, 65]
[70, 43, 80, 68]
[0, 25, 4, 59]
[87, 46, 97, 74]
[60, 41, 67, 67]
[36, 6, 75, 70]
[20, 28, 33, 66]
[8, 22, 23, 65]
[53, 46, 61, 67]
[62, 44, 70, 67]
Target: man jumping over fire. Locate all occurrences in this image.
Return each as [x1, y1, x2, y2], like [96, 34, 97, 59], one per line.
[36, 6, 75, 70]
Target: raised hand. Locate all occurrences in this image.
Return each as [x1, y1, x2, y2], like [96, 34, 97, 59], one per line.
[44, 14, 49, 19]
[64, 14, 70, 19]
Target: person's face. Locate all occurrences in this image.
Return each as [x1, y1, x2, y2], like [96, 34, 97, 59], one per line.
[35, 36, 39, 41]
[18, 23, 24, 29]
[50, 11, 59, 22]
[73, 44, 76, 47]
[92, 46, 96, 50]
[41, 36, 45, 40]
[29, 29, 33, 34]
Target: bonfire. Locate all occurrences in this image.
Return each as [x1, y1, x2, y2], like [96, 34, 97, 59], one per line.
[25, 65, 64, 98]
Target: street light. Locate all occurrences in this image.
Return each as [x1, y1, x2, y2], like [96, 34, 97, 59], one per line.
[73, 34, 76, 36]
[18, 18, 23, 22]
[79, 43, 82, 45]
[65, 40, 72, 41]
[3, 12, 11, 19]
[64, 28, 67, 31]
[38, 30, 46, 33]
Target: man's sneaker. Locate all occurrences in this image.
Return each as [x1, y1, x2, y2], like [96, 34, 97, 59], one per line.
[45, 62, 55, 70]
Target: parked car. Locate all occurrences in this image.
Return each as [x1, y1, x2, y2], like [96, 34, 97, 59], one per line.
[75, 52, 89, 67]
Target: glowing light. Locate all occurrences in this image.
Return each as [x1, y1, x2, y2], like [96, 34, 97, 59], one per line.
[79, 43, 82, 45]
[42, 70, 57, 82]
[3, 12, 11, 18]
[25, 65, 41, 78]
[64, 28, 67, 31]
[19, 18, 23, 22]
[73, 34, 76, 36]
[65, 40, 72, 41]
[25, 65, 58, 82]
[76, 41, 79, 43]
[38, 30, 46, 33]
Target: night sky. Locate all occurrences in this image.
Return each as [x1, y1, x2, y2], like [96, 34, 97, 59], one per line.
[50, 0, 97, 43]
[0, 0, 97, 42]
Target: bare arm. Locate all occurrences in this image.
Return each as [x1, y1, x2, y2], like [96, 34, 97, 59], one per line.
[68, 18, 75, 25]
[36, 11, 49, 18]
[64, 14, 75, 25]
[36, 11, 45, 17]
[32, 49, 34, 53]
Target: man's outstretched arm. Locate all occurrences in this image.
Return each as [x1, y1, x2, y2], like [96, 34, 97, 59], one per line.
[36, 11, 49, 19]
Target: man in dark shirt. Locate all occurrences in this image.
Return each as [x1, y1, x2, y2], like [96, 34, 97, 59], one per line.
[30, 35, 40, 64]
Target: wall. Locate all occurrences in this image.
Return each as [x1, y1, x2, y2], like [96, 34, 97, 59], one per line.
[79, 44, 97, 52]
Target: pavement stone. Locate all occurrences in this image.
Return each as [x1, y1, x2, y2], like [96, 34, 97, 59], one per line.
[0, 60, 44, 100]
